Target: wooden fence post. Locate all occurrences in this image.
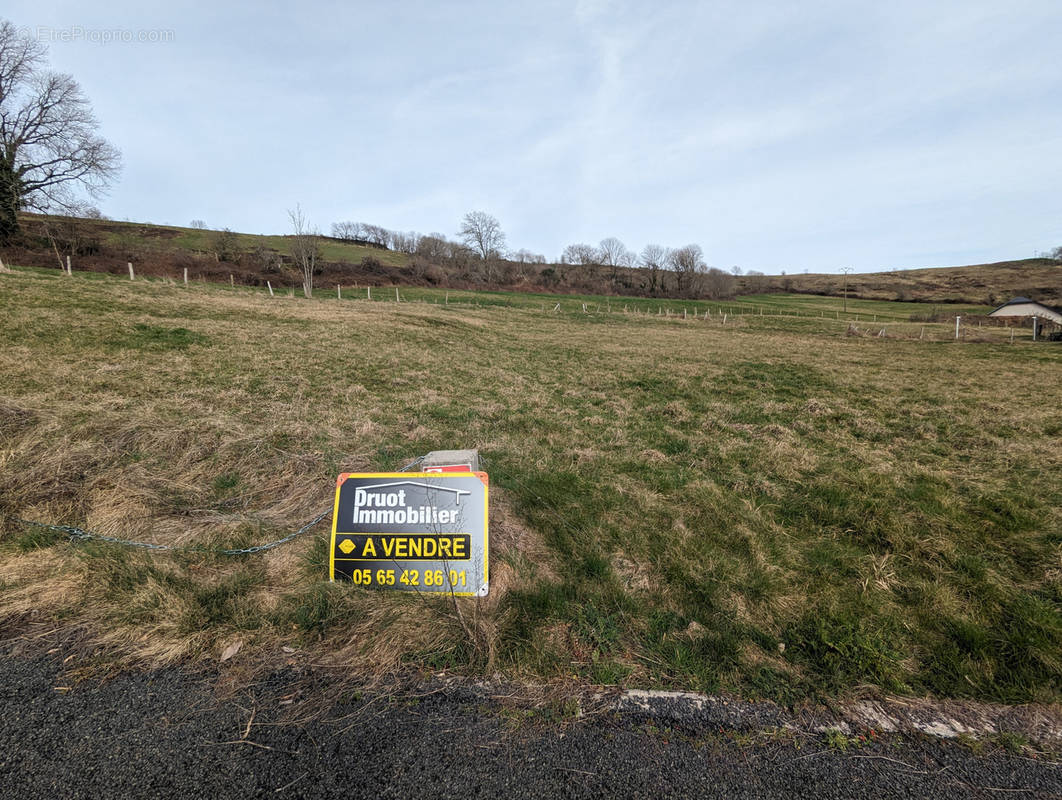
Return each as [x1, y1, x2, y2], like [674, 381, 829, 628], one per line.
[267, 281, 274, 297]
[183, 267, 188, 286]
[128, 262, 135, 280]
[65, 255, 72, 276]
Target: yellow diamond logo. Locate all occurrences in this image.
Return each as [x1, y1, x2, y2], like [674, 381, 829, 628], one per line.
[338, 539, 355, 554]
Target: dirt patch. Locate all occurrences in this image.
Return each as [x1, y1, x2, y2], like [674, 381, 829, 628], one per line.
[611, 553, 652, 592]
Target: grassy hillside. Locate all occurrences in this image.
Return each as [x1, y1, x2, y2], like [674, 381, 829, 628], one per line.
[6, 213, 1060, 306]
[3, 214, 411, 292]
[1, 267, 1059, 704]
[46, 214, 409, 267]
[97, 219, 410, 267]
[738, 259, 1061, 305]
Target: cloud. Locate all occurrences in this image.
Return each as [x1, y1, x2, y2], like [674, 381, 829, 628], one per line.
[6, 0, 1060, 270]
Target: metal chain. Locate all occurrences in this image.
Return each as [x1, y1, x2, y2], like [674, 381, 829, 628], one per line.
[3, 454, 427, 557]
[217, 508, 332, 555]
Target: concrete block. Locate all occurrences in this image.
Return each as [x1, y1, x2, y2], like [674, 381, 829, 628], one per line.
[421, 449, 480, 472]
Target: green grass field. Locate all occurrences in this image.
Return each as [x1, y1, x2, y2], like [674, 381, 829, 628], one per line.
[1, 266, 1059, 704]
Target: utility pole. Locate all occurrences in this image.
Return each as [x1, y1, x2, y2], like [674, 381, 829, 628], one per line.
[840, 267, 853, 314]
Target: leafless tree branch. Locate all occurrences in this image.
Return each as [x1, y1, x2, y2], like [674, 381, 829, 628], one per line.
[288, 204, 319, 298]
[0, 20, 121, 240]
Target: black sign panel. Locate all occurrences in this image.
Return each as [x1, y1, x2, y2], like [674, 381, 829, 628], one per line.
[329, 472, 488, 596]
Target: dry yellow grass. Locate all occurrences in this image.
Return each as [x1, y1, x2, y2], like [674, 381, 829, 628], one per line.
[0, 265, 1059, 703]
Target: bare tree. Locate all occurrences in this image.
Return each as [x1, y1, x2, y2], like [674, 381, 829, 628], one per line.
[365, 224, 391, 247]
[190, 219, 207, 229]
[39, 203, 102, 268]
[389, 229, 421, 254]
[458, 211, 506, 283]
[640, 244, 669, 296]
[512, 248, 545, 264]
[561, 243, 600, 265]
[703, 267, 736, 299]
[668, 244, 706, 298]
[416, 232, 451, 261]
[448, 242, 476, 277]
[598, 237, 627, 266]
[331, 220, 364, 241]
[559, 243, 605, 289]
[459, 211, 506, 260]
[336, 222, 390, 247]
[0, 20, 121, 243]
[743, 269, 765, 293]
[598, 237, 634, 286]
[288, 204, 319, 298]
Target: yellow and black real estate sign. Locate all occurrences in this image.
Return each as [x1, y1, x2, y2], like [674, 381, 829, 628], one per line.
[329, 472, 489, 596]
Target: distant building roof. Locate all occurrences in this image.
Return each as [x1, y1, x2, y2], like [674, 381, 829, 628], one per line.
[988, 296, 1062, 321]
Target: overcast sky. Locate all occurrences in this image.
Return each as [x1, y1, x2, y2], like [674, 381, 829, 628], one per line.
[7, 0, 1062, 272]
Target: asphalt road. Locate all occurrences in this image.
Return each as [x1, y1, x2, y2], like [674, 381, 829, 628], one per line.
[1, 656, 1059, 799]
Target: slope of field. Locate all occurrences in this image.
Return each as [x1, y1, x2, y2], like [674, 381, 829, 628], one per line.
[739, 259, 1062, 305]
[1, 267, 1059, 705]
